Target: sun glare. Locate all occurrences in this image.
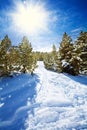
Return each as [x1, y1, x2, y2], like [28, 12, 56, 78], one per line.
[11, 1, 50, 34]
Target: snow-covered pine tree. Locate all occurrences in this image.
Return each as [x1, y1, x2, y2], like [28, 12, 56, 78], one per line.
[52, 44, 62, 72]
[19, 36, 37, 73]
[44, 52, 54, 70]
[34, 51, 45, 61]
[75, 31, 87, 74]
[43, 45, 57, 71]
[59, 32, 76, 75]
[59, 32, 73, 62]
[43, 44, 62, 72]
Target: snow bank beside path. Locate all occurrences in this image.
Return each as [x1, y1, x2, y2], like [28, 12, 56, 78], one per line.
[25, 62, 87, 130]
[0, 73, 40, 130]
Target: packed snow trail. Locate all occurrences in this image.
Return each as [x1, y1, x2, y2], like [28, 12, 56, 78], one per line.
[25, 62, 87, 130]
[0, 62, 87, 130]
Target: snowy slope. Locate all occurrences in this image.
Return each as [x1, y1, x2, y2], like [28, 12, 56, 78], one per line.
[0, 73, 40, 130]
[25, 62, 87, 130]
[0, 61, 87, 130]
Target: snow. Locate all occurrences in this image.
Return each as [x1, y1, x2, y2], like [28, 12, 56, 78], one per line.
[62, 60, 68, 66]
[25, 62, 87, 130]
[0, 73, 39, 130]
[0, 61, 87, 130]
[0, 103, 4, 108]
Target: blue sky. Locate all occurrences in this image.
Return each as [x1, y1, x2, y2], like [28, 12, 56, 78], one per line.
[0, 0, 87, 51]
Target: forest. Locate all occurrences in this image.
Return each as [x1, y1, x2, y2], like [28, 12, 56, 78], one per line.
[0, 31, 87, 77]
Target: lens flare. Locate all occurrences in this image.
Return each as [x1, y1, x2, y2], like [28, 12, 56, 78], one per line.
[11, 1, 50, 34]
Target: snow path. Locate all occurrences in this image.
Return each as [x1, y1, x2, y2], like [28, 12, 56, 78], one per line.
[25, 62, 87, 130]
[0, 61, 87, 130]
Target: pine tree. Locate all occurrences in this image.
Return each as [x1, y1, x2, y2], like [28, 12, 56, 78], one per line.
[55, 51, 62, 72]
[75, 31, 87, 74]
[52, 44, 62, 72]
[0, 41, 3, 76]
[19, 36, 37, 73]
[59, 32, 73, 62]
[52, 44, 57, 56]
[43, 45, 62, 72]
[0, 35, 12, 76]
[59, 32, 78, 75]
[44, 52, 54, 70]
[43, 45, 57, 71]
[8, 46, 21, 72]
[51, 44, 57, 70]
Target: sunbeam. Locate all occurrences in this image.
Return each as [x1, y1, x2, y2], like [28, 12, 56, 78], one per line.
[11, 1, 51, 35]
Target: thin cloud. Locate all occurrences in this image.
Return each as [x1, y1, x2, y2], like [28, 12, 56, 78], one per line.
[71, 28, 82, 33]
[32, 35, 61, 52]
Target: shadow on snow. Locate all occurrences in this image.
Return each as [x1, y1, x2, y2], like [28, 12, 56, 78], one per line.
[64, 73, 87, 85]
[0, 73, 40, 130]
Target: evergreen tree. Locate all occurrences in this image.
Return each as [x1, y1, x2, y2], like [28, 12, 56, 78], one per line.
[44, 52, 54, 70]
[8, 46, 21, 72]
[44, 45, 62, 72]
[59, 32, 79, 75]
[0, 35, 12, 76]
[59, 32, 73, 62]
[19, 36, 37, 73]
[55, 51, 62, 72]
[43, 45, 57, 71]
[52, 44, 57, 56]
[51, 44, 57, 70]
[52, 44, 62, 72]
[34, 51, 44, 61]
[75, 31, 87, 74]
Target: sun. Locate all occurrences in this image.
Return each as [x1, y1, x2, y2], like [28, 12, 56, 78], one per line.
[11, 1, 49, 34]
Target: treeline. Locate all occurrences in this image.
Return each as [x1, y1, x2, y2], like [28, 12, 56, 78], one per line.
[0, 31, 87, 77]
[0, 35, 37, 77]
[43, 31, 87, 75]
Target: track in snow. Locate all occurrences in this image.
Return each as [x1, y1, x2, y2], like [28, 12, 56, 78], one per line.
[0, 61, 87, 130]
[25, 62, 87, 130]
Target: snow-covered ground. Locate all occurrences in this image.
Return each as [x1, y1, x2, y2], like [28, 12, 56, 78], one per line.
[25, 62, 87, 130]
[0, 61, 87, 130]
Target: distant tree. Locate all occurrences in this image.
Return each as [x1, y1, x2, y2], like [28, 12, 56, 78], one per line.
[51, 44, 57, 70]
[43, 45, 56, 71]
[34, 51, 44, 61]
[52, 44, 57, 56]
[51, 44, 62, 72]
[44, 52, 54, 70]
[43, 44, 62, 72]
